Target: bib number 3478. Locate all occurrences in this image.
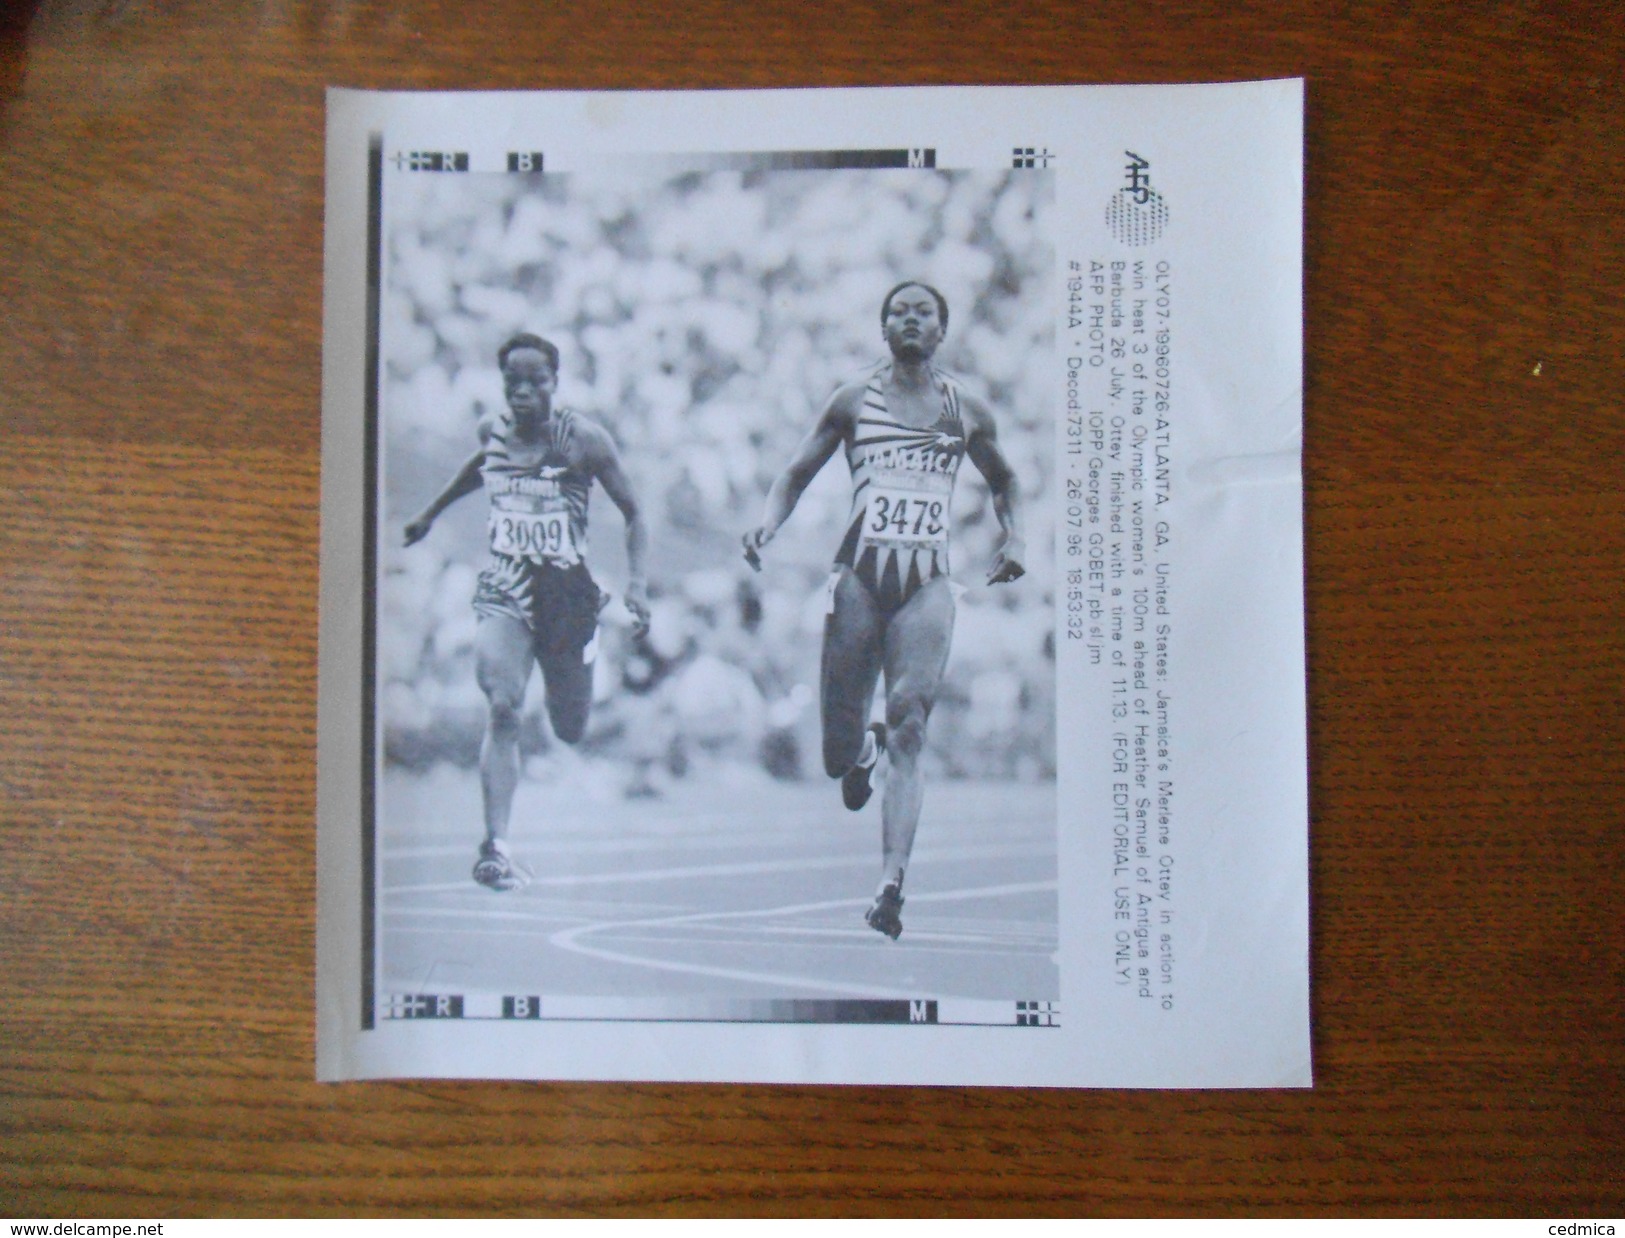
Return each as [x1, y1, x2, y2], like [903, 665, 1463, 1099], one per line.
[866, 492, 945, 542]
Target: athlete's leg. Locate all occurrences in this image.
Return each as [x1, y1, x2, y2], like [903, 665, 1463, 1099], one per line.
[475, 613, 535, 843]
[537, 646, 593, 745]
[534, 564, 599, 745]
[821, 566, 885, 778]
[877, 576, 956, 891]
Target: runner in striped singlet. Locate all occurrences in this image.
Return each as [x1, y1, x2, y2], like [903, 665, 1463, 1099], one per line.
[405, 333, 650, 891]
[838, 359, 962, 614]
[744, 283, 1026, 939]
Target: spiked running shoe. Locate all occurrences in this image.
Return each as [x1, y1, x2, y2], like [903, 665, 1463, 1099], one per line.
[472, 839, 530, 892]
[865, 882, 904, 940]
[841, 722, 888, 811]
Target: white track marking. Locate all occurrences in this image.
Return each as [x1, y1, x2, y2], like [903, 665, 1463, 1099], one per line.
[383, 834, 1052, 862]
[389, 902, 682, 925]
[543, 879, 1056, 998]
[380, 841, 1049, 897]
[379, 850, 872, 897]
[625, 923, 1056, 949]
[390, 908, 1057, 951]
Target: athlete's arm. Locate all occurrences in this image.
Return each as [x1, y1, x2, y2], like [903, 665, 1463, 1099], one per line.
[963, 394, 1026, 585]
[404, 448, 484, 546]
[585, 425, 652, 637]
[743, 386, 855, 569]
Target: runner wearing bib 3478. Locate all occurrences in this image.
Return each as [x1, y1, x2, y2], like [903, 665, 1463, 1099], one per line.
[744, 283, 1025, 939]
[405, 333, 650, 892]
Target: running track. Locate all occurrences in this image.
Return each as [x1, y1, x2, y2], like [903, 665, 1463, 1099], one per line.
[378, 767, 1058, 1007]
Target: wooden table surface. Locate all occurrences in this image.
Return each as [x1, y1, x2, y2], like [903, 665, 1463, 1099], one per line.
[1, 0, 1620, 1218]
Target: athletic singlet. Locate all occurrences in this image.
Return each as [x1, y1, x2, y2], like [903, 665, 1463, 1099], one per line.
[473, 407, 601, 638]
[480, 407, 592, 568]
[834, 365, 968, 613]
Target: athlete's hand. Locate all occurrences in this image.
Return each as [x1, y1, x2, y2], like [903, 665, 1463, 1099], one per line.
[988, 536, 1026, 585]
[403, 515, 433, 547]
[623, 582, 652, 638]
[741, 526, 773, 572]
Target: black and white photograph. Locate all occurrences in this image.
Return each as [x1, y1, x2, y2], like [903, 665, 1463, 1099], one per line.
[375, 160, 1059, 1024]
[319, 83, 1309, 1085]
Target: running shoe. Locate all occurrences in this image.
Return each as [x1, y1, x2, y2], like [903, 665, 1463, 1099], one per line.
[841, 722, 888, 811]
[865, 881, 905, 940]
[472, 839, 530, 892]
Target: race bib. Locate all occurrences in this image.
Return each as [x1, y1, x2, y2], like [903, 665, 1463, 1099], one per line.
[489, 508, 577, 564]
[861, 482, 949, 551]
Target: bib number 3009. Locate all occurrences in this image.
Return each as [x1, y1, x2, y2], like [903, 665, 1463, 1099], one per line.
[865, 491, 946, 543]
[490, 510, 575, 563]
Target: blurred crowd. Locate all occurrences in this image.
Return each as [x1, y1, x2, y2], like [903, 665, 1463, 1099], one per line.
[378, 166, 1056, 794]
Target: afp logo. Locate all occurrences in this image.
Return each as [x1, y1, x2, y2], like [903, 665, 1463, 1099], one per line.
[1106, 151, 1169, 246]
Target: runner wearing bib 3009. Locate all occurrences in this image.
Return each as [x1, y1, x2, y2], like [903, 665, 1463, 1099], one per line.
[404, 333, 650, 893]
[473, 405, 600, 657]
[744, 283, 1025, 940]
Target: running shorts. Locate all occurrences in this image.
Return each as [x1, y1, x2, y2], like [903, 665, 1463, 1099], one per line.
[473, 557, 607, 662]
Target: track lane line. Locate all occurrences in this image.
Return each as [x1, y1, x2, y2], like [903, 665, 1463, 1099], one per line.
[544, 879, 1056, 999]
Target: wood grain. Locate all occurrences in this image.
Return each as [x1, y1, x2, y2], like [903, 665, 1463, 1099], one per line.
[1, 0, 1620, 1217]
